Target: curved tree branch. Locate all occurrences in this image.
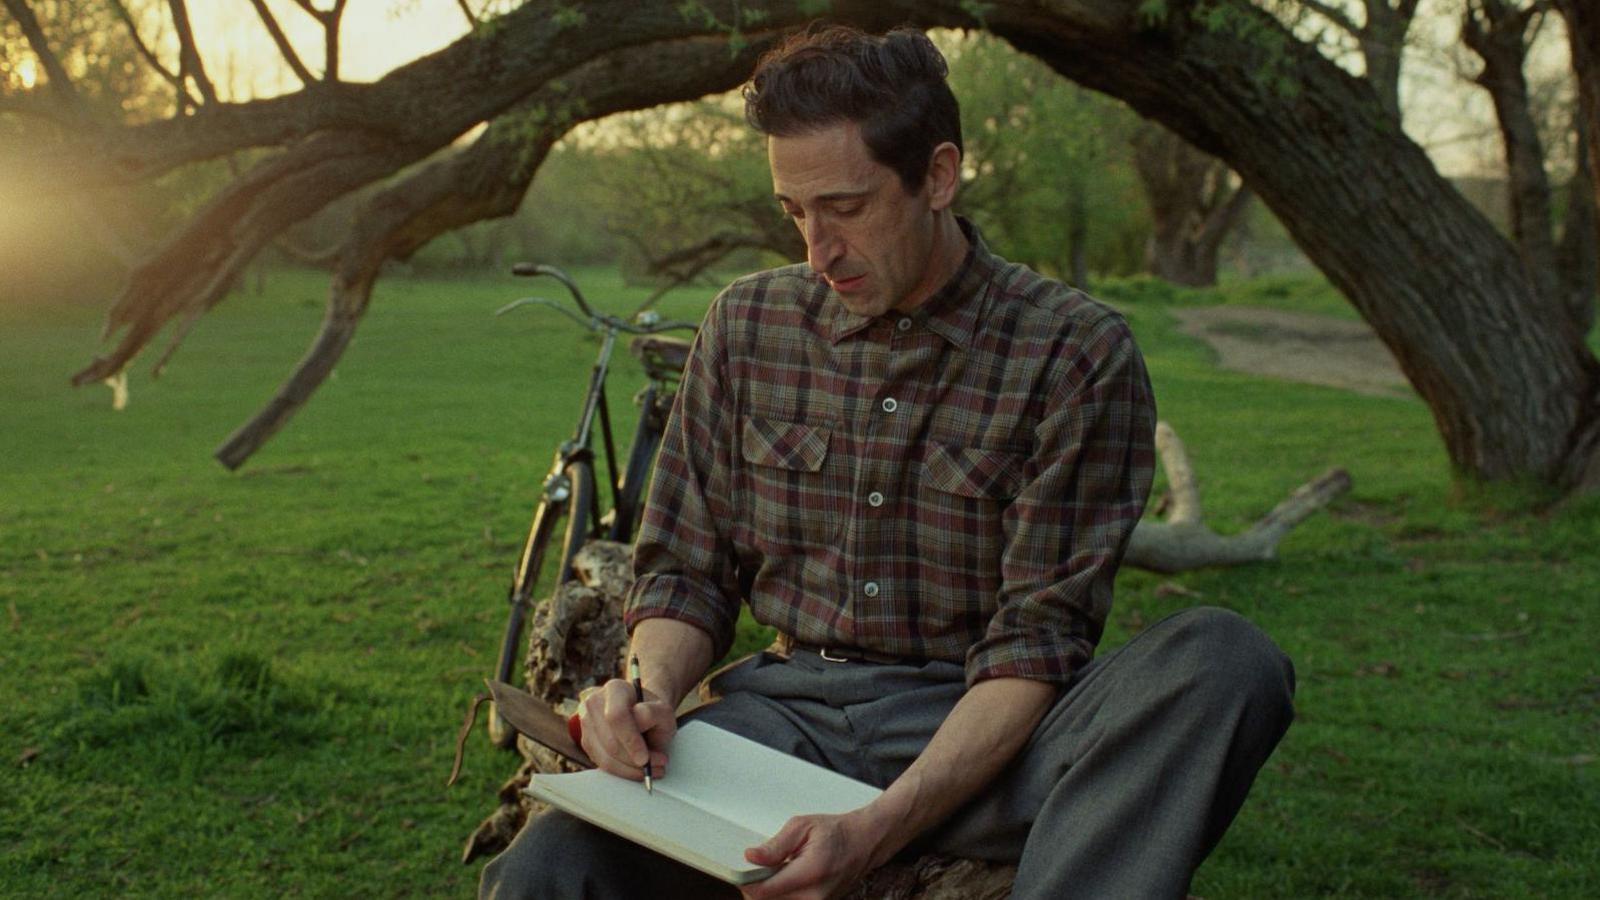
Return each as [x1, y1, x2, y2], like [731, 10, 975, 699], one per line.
[214, 34, 784, 468]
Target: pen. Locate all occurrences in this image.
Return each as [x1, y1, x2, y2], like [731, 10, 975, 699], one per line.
[629, 655, 653, 794]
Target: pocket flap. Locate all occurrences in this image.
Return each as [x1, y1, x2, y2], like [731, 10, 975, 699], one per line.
[924, 443, 1025, 499]
[741, 417, 830, 472]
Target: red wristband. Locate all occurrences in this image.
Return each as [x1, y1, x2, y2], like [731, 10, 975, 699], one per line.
[566, 712, 583, 746]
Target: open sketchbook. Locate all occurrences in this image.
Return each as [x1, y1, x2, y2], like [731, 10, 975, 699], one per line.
[525, 720, 884, 885]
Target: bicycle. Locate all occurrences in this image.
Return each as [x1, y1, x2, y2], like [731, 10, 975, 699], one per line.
[485, 264, 697, 749]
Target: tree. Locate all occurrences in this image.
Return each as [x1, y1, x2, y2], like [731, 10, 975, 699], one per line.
[1294, 0, 1422, 122]
[6, 0, 1600, 494]
[1461, 0, 1597, 335]
[1129, 122, 1253, 287]
[945, 31, 1147, 287]
[580, 98, 804, 300]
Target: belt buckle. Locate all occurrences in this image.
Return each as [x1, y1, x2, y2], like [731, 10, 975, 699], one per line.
[818, 647, 850, 663]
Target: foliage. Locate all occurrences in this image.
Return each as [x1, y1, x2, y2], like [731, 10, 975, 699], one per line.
[944, 31, 1149, 282]
[3, 267, 1597, 895]
[556, 97, 794, 283]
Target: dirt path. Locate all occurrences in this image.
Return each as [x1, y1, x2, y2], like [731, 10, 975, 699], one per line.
[1170, 305, 1412, 398]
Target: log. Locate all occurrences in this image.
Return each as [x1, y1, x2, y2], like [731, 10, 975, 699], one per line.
[1124, 422, 1352, 573]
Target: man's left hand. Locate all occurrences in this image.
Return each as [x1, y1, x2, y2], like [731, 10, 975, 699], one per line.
[739, 809, 885, 900]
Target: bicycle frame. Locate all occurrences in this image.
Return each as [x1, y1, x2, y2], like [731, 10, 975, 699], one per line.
[486, 265, 695, 748]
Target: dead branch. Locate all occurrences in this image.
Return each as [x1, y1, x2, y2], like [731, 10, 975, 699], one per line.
[213, 34, 781, 468]
[248, 0, 317, 88]
[1125, 422, 1353, 573]
[71, 129, 426, 388]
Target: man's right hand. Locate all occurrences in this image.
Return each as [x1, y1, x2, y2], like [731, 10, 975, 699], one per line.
[576, 677, 676, 781]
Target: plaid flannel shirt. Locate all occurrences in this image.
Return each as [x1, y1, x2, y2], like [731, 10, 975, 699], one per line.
[626, 221, 1156, 686]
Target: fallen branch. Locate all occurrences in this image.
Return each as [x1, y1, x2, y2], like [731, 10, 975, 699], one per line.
[1125, 422, 1353, 573]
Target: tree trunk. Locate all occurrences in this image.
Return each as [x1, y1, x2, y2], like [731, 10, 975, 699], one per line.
[1462, 0, 1563, 306]
[1559, 106, 1599, 336]
[1360, 0, 1421, 124]
[994, 1, 1600, 489]
[1065, 173, 1090, 289]
[1131, 122, 1251, 288]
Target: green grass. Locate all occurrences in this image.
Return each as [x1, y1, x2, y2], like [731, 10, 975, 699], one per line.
[3, 266, 1597, 897]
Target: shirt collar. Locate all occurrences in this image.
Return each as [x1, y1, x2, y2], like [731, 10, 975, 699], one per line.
[823, 217, 996, 350]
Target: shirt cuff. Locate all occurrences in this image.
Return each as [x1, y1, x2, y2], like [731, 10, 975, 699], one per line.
[624, 573, 737, 661]
[964, 629, 1092, 688]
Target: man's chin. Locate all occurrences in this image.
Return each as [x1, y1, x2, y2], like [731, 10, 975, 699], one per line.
[836, 294, 890, 318]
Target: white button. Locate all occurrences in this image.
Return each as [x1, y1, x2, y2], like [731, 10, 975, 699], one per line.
[881, 397, 898, 413]
[867, 491, 885, 508]
[897, 318, 913, 332]
[863, 581, 881, 598]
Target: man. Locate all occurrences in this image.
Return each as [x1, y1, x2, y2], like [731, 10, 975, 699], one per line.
[482, 25, 1293, 900]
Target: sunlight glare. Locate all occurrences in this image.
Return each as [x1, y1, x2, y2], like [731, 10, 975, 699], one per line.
[17, 57, 37, 89]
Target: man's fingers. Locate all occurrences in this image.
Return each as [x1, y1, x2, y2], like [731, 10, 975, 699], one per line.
[576, 677, 675, 779]
[745, 815, 811, 866]
[601, 682, 652, 766]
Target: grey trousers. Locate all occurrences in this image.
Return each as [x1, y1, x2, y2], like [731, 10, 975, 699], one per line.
[479, 606, 1295, 899]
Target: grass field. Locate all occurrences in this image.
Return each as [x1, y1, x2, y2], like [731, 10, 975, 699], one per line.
[2, 266, 1596, 897]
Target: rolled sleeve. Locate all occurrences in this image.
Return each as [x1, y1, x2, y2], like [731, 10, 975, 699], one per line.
[624, 292, 744, 661]
[964, 313, 1156, 687]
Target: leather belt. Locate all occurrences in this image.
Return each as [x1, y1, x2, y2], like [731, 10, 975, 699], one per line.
[771, 633, 908, 665]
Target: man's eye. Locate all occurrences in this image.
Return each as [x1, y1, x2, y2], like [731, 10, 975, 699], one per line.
[832, 204, 863, 217]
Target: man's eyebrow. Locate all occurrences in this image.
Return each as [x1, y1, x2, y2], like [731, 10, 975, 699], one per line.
[773, 190, 872, 204]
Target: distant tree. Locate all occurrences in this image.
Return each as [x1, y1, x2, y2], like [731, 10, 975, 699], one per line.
[1461, 0, 1597, 334]
[7, 0, 1600, 495]
[581, 98, 803, 301]
[947, 31, 1146, 287]
[1130, 123, 1253, 287]
[1291, 0, 1422, 122]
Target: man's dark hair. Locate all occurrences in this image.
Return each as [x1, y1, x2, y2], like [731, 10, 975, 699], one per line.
[743, 26, 962, 192]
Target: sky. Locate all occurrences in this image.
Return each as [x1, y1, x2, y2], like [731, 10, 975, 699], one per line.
[186, 0, 471, 97]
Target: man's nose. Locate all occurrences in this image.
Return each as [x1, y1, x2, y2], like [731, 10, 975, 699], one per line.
[804, 217, 842, 274]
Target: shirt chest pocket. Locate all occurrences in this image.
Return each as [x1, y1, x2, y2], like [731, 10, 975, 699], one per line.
[919, 443, 1025, 575]
[740, 416, 840, 548]
[923, 443, 1025, 500]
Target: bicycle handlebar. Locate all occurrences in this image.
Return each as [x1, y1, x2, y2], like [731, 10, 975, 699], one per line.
[503, 263, 697, 335]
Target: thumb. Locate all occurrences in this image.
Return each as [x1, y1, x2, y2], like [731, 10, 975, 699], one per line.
[745, 816, 810, 865]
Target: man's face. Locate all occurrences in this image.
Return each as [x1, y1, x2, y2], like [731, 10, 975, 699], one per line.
[769, 122, 944, 318]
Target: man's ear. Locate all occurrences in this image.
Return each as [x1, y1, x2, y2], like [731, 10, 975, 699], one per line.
[925, 141, 961, 212]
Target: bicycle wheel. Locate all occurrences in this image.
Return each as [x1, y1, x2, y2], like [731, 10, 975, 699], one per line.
[488, 458, 595, 749]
